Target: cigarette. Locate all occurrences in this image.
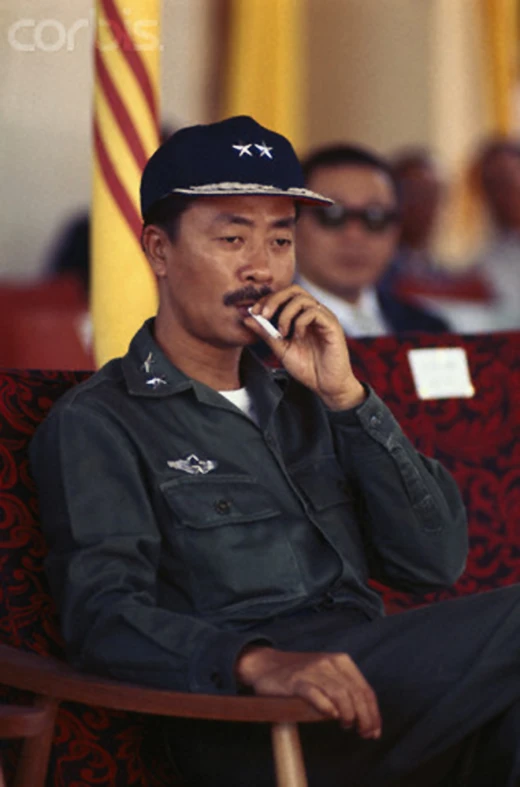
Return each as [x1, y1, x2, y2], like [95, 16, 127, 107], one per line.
[247, 307, 283, 340]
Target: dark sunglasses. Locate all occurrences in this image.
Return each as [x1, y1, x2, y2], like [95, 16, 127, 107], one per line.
[310, 203, 400, 232]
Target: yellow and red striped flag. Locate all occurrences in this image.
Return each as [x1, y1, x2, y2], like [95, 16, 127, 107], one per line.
[222, 0, 306, 153]
[92, 0, 160, 367]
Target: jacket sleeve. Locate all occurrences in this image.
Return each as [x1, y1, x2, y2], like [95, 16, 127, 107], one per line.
[327, 387, 468, 592]
[29, 400, 270, 694]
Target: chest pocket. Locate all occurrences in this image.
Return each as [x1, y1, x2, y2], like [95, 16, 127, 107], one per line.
[289, 456, 367, 572]
[290, 456, 353, 513]
[161, 475, 279, 528]
[160, 474, 306, 617]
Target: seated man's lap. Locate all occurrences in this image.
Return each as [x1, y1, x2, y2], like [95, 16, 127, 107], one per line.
[255, 585, 520, 780]
[165, 587, 520, 786]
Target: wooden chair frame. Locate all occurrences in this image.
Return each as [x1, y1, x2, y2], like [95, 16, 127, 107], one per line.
[0, 643, 324, 787]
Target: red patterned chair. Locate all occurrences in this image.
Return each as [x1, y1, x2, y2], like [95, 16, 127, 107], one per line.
[0, 331, 519, 786]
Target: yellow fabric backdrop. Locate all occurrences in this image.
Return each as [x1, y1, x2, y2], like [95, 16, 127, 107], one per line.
[222, 0, 306, 153]
[482, 0, 517, 133]
[92, 0, 160, 367]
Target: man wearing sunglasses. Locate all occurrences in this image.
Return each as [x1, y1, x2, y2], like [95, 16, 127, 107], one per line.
[296, 145, 448, 336]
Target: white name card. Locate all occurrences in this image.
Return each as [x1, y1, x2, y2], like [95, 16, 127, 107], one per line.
[407, 347, 475, 400]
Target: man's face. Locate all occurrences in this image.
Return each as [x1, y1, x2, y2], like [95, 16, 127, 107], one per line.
[481, 150, 520, 230]
[151, 195, 296, 348]
[296, 164, 400, 300]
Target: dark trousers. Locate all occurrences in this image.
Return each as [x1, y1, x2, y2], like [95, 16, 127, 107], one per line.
[166, 585, 520, 786]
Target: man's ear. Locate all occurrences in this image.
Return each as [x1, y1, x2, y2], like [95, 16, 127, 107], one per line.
[141, 225, 171, 278]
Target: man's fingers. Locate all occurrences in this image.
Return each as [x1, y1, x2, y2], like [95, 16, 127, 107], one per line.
[267, 295, 322, 339]
[293, 654, 382, 737]
[363, 685, 382, 738]
[293, 665, 380, 738]
[290, 304, 326, 341]
[243, 649, 382, 740]
[349, 683, 381, 739]
[252, 284, 303, 319]
[295, 681, 343, 721]
[333, 654, 382, 739]
[297, 677, 380, 739]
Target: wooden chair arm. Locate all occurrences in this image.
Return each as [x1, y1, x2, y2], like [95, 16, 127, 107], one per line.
[0, 706, 51, 739]
[0, 698, 60, 787]
[0, 643, 323, 724]
[0, 643, 323, 787]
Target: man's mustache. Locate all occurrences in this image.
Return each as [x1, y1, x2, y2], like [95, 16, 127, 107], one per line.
[223, 285, 273, 307]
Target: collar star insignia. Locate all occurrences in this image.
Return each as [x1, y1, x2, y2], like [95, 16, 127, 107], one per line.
[146, 376, 167, 389]
[255, 142, 273, 159]
[141, 352, 154, 374]
[232, 143, 253, 157]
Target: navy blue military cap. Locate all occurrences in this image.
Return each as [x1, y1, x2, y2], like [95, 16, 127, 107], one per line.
[140, 115, 333, 218]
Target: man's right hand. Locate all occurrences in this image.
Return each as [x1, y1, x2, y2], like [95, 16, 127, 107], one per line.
[235, 647, 382, 740]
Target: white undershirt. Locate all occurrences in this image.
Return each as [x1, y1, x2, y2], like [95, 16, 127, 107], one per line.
[218, 387, 259, 425]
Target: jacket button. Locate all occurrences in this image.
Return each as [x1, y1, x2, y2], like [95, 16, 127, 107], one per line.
[214, 499, 231, 514]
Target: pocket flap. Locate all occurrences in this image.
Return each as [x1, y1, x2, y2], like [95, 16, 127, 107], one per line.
[161, 475, 280, 528]
[291, 458, 352, 512]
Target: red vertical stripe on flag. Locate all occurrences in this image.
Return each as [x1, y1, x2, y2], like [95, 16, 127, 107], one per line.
[100, 0, 158, 124]
[94, 120, 143, 241]
[95, 48, 149, 171]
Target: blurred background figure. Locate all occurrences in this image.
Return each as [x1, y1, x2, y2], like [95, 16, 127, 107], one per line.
[381, 148, 446, 294]
[295, 144, 448, 337]
[469, 137, 520, 330]
[380, 141, 514, 335]
[45, 213, 91, 299]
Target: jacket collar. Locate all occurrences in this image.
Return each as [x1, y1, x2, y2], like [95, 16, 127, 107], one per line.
[122, 319, 194, 397]
[122, 319, 289, 405]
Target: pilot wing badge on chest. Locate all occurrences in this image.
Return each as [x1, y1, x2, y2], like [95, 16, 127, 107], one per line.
[167, 454, 218, 475]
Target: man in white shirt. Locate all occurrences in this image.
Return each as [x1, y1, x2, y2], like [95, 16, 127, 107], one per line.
[471, 138, 520, 331]
[296, 145, 448, 336]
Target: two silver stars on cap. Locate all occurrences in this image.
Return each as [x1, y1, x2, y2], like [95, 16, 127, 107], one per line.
[233, 142, 273, 159]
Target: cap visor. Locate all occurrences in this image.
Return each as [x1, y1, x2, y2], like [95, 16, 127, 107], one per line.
[171, 183, 333, 206]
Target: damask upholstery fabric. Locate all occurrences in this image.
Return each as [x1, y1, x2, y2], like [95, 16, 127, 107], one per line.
[0, 331, 518, 785]
[347, 332, 520, 609]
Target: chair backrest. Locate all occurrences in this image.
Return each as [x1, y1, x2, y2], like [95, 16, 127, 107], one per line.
[0, 277, 94, 370]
